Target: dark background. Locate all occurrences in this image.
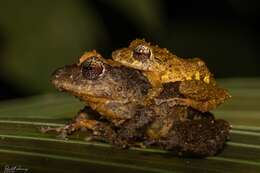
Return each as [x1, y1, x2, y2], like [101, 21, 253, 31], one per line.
[0, 0, 259, 100]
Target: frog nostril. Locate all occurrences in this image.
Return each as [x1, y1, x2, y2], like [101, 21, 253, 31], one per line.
[133, 45, 151, 61]
[51, 67, 66, 80]
[81, 57, 105, 80]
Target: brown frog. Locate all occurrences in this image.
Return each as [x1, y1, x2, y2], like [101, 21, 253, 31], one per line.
[51, 50, 152, 125]
[42, 51, 230, 156]
[112, 39, 231, 112]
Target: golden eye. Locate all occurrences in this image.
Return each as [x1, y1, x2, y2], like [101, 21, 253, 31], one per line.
[133, 45, 151, 61]
[81, 57, 105, 80]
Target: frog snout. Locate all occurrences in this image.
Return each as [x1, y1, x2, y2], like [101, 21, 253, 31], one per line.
[51, 67, 66, 81]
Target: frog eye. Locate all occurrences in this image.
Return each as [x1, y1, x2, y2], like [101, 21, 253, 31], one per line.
[133, 45, 151, 61]
[81, 57, 105, 80]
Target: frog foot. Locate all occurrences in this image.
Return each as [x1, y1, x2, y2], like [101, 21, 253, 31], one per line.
[40, 110, 121, 145]
[40, 118, 104, 139]
[40, 110, 91, 138]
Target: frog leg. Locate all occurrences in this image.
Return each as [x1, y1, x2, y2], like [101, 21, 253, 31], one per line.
[40, 107, 114, 139]
[41, 107, 156, 148]
[154, 80, 230, 112]
[156, 116, 231, 156]
[154, 97, 219, 112]
[178, 80, 230, 111]
[115, 107, 155, 148]
[41, 107, 134, 147]
[142, 71, 164, 105]
[178, 80, 230, 100]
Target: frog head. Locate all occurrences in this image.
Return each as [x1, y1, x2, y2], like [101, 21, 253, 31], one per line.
[51, 50, 152, 105]
[112, 39, 171, 73]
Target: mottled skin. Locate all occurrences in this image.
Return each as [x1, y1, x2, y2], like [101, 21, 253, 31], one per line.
[155, 81, 230, 112]
[112, 39, 215, 86]
[51, 50, 152, 125]
[112, 39, 231, 112]
[42, 51, 230, 156]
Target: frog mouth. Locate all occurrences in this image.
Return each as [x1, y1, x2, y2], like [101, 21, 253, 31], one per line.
[52, 77, 114, 104]
[113, 56, 150, 71]
[112, 49, 147, 70]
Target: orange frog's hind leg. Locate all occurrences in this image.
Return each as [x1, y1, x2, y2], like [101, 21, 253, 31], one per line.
[41, 107, 156, 148]
[40, 107, 116, 141]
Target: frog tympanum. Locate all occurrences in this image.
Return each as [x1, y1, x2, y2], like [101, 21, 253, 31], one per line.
[42, 50, 231, 157]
